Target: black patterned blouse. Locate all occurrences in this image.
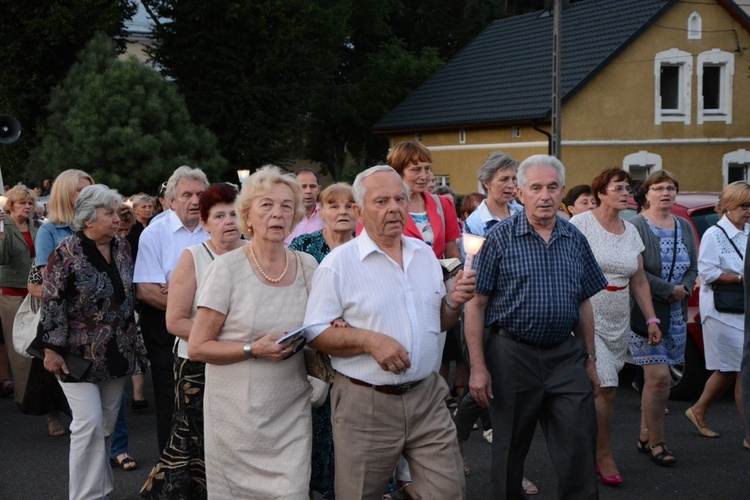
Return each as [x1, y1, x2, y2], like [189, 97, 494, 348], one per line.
[289, 229, 331, 264]
[38, 231, 147, 383]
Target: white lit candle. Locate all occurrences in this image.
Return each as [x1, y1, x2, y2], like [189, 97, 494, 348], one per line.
[0, 195, 6, 232]
[462, 233, 485, 272]
[237, 169, 250, 184]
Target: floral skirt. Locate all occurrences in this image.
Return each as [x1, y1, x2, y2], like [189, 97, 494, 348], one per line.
[141, 357, 206, 500]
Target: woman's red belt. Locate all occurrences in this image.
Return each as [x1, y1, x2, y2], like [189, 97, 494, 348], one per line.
[605, 284, 627, 292]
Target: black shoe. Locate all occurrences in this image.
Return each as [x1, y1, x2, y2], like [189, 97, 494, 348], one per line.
[131, 399, 149, 411]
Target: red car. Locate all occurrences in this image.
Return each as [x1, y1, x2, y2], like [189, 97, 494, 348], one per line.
[621, 192, 719, 400]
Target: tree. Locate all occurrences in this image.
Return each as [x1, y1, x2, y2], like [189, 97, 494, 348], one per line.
[0, 0, 137, 184]
[29, 34, 227, 195]
[142, 0, 349, 176]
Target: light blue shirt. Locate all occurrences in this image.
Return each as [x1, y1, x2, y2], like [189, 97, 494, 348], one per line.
[35, 222, 75, 268]
[463, 199, 522, 237]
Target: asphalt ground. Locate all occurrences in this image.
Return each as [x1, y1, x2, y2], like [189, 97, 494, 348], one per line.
[1, 371, 748, 499]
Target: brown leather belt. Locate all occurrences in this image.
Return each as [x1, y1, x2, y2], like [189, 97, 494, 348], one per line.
[491, 326, 562, 350]
[347, 375, 423, 395]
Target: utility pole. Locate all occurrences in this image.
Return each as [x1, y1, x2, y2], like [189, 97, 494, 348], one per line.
[551, 0, 562, 159]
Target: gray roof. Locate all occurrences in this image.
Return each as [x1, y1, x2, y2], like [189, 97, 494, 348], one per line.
[373, 0, 678, 133]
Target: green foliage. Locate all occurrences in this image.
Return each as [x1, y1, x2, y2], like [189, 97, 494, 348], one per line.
[29, 33, 227, 195]
[141, 0, 550, 181]
[0, 0, 137, 185]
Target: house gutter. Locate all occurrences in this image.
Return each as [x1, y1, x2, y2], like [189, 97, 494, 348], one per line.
[531, 121, 552, 155]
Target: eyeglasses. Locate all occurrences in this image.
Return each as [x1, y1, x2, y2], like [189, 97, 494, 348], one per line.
[649, 186, 677, 193]
[740, 203, 750, 211]
[606, 185, 632, 194]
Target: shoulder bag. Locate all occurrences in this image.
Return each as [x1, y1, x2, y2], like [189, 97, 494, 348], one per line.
[12, 293, 40, 358]
[631, 217, 677, 337]
[295, 251, 335, 408]
[711, 224, 745, 314]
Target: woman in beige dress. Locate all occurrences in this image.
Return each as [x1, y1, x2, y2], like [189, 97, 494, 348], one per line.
[189, 166, 317, 499]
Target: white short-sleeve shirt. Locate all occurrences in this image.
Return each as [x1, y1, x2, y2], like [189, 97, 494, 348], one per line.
[304, 229, 446, 385]
[133, 210, 209, 285]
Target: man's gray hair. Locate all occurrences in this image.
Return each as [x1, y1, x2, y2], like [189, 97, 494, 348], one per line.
[517, 154, 565, 188]
[164, 166, 209, 200]
[73, 185, 123, 231]
[352, 165, 410, 206]
[477, 152, 518, 194]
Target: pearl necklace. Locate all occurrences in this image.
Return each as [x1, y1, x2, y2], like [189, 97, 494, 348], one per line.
[249, 244, 289, 283]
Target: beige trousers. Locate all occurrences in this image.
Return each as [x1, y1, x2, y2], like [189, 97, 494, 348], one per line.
[0, 292, 30, 405]
[331, 371, 465, 500]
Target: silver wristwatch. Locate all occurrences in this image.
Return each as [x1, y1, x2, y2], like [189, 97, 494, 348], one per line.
[243, 342, 255, 359]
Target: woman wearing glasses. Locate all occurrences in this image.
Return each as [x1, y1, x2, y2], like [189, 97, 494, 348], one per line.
[570, 168, 659, 484]
[629, 171, 698, 466]
[685, 181, 750, 447]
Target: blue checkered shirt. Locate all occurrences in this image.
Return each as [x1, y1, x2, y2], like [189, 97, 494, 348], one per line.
[473, 213, 607, 344]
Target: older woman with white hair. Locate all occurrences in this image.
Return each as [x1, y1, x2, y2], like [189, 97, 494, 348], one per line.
[189, 166, 317, 498]
[35, 184, 147, 500]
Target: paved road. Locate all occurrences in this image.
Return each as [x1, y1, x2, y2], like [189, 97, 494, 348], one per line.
[1, 373, 747, 499]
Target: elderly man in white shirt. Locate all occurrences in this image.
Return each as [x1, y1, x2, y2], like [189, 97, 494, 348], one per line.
[304, 165, 476, 499]
[134, 165, 209, 453]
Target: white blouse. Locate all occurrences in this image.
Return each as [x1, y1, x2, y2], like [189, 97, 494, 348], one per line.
[698, 215, 749, 329]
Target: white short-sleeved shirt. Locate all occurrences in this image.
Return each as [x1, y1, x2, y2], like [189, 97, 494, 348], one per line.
[698, 215, 749, 329]
[304, 229, 446, 385]
[133, 210, 208, 285]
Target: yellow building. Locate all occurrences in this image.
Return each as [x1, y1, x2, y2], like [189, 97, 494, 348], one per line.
[373, 0, 750, 195]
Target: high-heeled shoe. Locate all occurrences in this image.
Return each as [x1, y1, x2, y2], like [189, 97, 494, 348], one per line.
[596, 462, 623, 486]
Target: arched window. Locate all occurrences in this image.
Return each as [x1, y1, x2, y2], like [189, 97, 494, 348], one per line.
[623, 151, 662, 180]
[723, 150, 750, 185]
[688, 12, 702, 40]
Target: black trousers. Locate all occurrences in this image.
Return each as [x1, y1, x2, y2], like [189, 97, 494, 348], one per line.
[453, 321, 492, 441]
[139, 305, 176, 454]
[486, 334, 598, 500]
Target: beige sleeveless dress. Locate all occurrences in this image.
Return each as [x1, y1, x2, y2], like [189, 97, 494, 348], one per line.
[198, 247, 317, 499]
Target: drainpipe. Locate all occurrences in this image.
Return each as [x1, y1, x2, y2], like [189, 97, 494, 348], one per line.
[531, 121, 552, 155]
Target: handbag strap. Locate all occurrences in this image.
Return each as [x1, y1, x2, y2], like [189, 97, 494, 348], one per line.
[201, 242, 216, 261]
[665, 216, 678, 283]
[713, 223, 745, 260]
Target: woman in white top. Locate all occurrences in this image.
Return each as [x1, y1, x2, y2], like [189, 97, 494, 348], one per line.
[141, 183, 245, 499]
[686, 181, 750, 443]
[570, 168, 659, 484]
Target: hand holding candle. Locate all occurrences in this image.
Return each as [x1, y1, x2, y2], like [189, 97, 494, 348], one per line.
[462, 233, 485, 272]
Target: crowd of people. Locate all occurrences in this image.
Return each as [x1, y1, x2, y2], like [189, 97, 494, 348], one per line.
[0, 143, 749, 500]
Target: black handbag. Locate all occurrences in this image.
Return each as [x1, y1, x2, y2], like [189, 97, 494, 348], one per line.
[711, 224, 745, 314]
[631, 217, 677, 337]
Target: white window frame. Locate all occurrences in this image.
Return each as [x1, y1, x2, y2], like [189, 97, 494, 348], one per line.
[459, 129, 466, 144]
[697, 49, 734, 124]
[723, 149, 750, 186]
[623, 151, 663, 180]
[688, 12, 702, 40]
[654, 49, 692, 125]
[434, 175, 450, 187]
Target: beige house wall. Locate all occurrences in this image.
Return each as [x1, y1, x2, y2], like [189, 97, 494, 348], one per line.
[388, 1, 750, 195]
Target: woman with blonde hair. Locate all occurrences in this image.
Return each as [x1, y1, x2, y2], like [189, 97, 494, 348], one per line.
[189, 166, 317, 497]
[0, 185, 39, 403]
[686, 181, 750, 446]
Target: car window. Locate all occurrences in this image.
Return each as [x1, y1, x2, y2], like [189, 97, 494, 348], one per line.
[621, 209, 638, 222]
[690, 208, 720, 239]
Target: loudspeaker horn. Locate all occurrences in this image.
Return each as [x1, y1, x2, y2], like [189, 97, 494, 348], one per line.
[0, 115, 21, 144]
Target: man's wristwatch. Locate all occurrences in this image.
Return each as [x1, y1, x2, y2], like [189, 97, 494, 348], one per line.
[243, 342, 255, 359]
[585, 354, 596, 362]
